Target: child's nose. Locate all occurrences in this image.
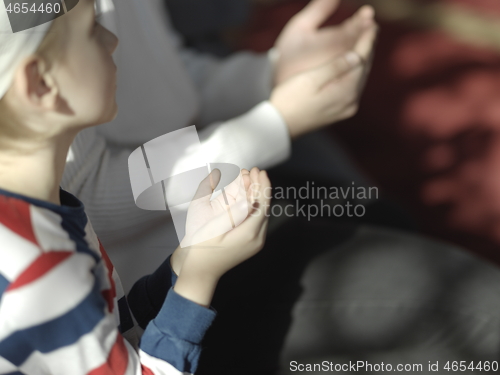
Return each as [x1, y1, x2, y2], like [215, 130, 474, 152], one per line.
[102, 26, 119, 54]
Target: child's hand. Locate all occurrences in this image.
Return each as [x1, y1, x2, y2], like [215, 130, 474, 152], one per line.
[172, 167, 271, 307]
[171, 168, 251, 275]
[181, 168, 253, 248]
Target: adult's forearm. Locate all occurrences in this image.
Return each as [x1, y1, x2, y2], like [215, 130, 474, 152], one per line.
[63, 103, 290, 248]
[179, 48, 275, 127]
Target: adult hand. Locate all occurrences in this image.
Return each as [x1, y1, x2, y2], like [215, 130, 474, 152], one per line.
[271, 14, 377, 138]
[274, 0, 376, 85]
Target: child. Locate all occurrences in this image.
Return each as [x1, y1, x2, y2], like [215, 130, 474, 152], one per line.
[0, 0, 271, 374]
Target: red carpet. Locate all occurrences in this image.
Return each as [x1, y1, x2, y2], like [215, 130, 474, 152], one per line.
[240, 0, 500, 264]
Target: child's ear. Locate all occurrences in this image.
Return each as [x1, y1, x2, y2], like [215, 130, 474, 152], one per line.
[19, 56, 59, 110]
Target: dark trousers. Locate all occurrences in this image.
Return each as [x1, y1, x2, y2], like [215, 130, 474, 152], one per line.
[197, 218, 500, 374]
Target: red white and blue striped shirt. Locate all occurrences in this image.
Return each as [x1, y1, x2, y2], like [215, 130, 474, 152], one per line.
[0, 189, 215, 375]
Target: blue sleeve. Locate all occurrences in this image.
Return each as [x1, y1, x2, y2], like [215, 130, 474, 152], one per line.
[127, 255, 178, 329]
[140, 288, 216, 374]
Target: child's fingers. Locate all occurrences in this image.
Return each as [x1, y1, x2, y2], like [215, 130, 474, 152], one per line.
[258, 170, 272, 208]
[258, 170, 271, 188]
[249, 167, 260, 185]
[208, 168, 221, 190]
[192, 169, 221, 202]
[243, 174, 251, 193]
[223, 173, 244, 202]
[238, 201, 266, 234]
[243, 175, 252, 205]
[216, 169, 251, 205]
[239, 170, 271, 233]
[257, 211, 270, 242]
[241, 169, 251, 192]
[249, 167, 261, 202]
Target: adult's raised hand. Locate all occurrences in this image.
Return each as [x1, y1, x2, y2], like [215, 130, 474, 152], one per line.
[270, 25, 375, 139]
[274, 0, 376, 85]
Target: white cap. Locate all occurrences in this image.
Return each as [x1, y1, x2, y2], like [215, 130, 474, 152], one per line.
[0, 2, 54, 99]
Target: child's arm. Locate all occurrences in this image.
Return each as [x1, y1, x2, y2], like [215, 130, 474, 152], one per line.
[0, 250, 209, 375]
[128, 168, 269, 327]
[0, 169, 270, 374]
[127, 254, 178, 329]
[138, 167, 271, 372]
